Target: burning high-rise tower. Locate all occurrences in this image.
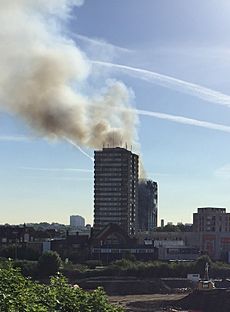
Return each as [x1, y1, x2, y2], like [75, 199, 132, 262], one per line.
[138, 180, 158, 231]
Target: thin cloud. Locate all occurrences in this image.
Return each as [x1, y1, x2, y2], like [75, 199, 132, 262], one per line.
[0, 134, 94, 161]
[22, 175, 92, 182]
[20, 167, 93, 173]
[57, 177, 92, 181]
[214, 164, 230, 179]
[92, 61, 230, 107]
[0, 135, 31, 142]
[148, 172, 171, 178]
[74, 33, 132, 54]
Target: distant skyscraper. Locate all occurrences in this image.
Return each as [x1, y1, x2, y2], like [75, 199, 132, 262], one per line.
[93, 147, 139, 236]
[138, 180, 158, 231]
[70, 215, 85, 228]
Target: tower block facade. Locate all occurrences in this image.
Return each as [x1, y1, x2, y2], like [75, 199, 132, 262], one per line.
[93, 147, 139, 237]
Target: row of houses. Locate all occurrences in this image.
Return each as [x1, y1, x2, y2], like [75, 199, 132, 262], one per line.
[1, 208, 230, 262]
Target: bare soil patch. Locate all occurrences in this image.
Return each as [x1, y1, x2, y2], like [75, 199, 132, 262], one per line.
[109, 293, 187, 312]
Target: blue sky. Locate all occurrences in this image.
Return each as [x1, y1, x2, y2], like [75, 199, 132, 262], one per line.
[1, 0, 230, 225]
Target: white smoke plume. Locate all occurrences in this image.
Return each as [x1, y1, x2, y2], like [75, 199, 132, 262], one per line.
[0, 0, 138, 149]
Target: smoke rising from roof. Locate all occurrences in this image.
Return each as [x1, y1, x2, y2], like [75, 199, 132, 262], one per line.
[0, 0, 138, 149]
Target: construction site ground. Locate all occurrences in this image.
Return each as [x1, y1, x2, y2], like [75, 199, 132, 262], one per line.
[109, 293, 187, 312]
[109, 288, 230, 312]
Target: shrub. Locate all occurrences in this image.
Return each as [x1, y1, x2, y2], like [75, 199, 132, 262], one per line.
[85, 260, 103, 269]
[61, 263, 87, 280]
[122, 251, 136, 262]
[68, 249, 89, 263]
[38, 251, 62, 277]
[195, 255, 212, 277]
[0, 264, 123, 311]
[101, 260, 196, 278]
[13, 259, 38, 277]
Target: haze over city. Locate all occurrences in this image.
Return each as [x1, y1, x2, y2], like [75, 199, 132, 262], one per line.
[1, 0, 230, 225]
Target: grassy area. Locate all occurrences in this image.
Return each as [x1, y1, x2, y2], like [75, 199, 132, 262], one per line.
[5, 254, 230, 280]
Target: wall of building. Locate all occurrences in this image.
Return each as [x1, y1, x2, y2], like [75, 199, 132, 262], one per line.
[136, 231, 200, 248]
[193, 207, 229, 232]
[93, 147, 139, 237]
[158, 246, 200, 261]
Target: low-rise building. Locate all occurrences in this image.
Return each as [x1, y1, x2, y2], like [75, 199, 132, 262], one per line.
[193, 207, 230, 232]
[90, 223, 157, 263]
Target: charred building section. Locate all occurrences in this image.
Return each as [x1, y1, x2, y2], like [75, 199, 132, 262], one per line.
[93, 147, 139, 237]
[138, 179, 158, 231]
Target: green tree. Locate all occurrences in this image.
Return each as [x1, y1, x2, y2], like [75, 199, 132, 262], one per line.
[156, 224, 181, 232]
[0, 263, 123, 311]
[38, 251, 62, 277]
[0, 245, 39, 260]
[195, 255, 212, 277]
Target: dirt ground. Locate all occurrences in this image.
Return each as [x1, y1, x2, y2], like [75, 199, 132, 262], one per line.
[109, 293, 187, 312]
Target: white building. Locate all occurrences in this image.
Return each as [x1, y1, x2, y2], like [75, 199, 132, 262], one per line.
[70, 215, 85, 228]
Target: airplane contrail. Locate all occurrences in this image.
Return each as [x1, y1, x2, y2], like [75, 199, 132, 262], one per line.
[92, 61, 230, 107]
[64, 137, 94, 162]
[136, 109, 230, 133]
